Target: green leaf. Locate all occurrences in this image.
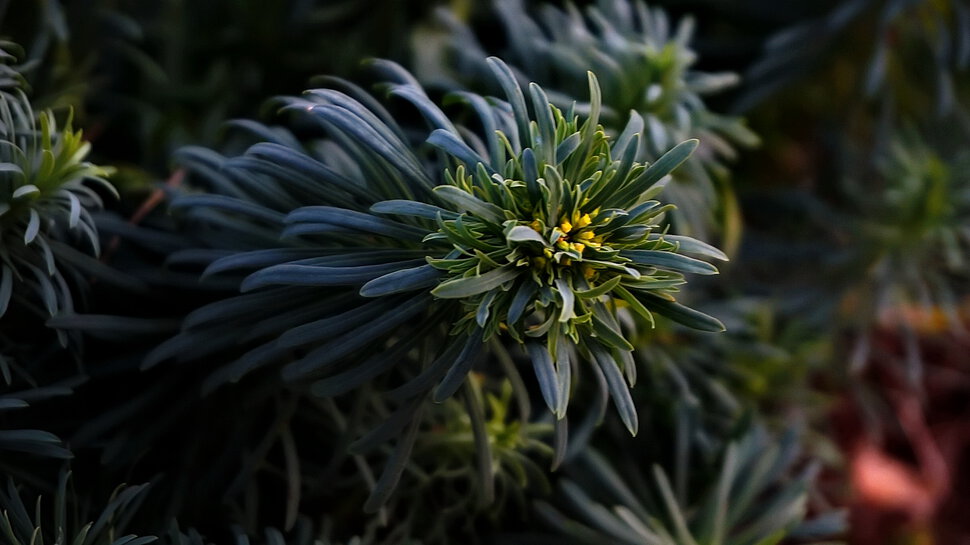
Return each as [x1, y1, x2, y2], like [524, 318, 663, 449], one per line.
[371, 199, 458, 220]
[486, 57, 531, 144]
[431, 266, 521, 299]
[612, 285, 654, 324]
[427, 129, 493, 173]
[591, 312, 634, 351]
[363, 406, 424, 513]
[359, 264, 441, 297]
[285, 206, 429, 241]
[507, 280, 537, 323]
[555, 132, 583, 164]
[433, 185, 506, 223]
[653, 466, 701, 545]
[0, 163, 24, 179]
[527, 342, 560, 414]
[590, 343, 638, 436]
[24, 209, 40, 244]
[507, 225, 549, 245]
[638, 294, 725, 332]
[432, 330, 484, 402]
[575, 276, 622, 299]
[11, 184, 38, 199]
[622, 250, 719, 275]
[653, 234, 729, 261]
[612, 139, 698, 206]
[529, 82, 557, 162]
[555, 277, 576, 322]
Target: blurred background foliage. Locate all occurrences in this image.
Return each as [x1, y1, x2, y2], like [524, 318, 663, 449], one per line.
[1, 0, 968, 544]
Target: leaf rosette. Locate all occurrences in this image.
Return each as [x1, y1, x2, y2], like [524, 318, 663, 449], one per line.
[0, 83, 120, 327]
[151, 58, 725, 499]
[360, 62, 726, 432]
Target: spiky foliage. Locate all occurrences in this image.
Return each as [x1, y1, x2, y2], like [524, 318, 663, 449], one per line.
[740, 0, 970, 113]
[143, 57, 723, 512]
[629, 296, 834, 443]
[0, 80, 120, 324]
[828, 126, 970, 382]
[0, 472, 155, 545]
[363, 73, 727, 432]
[852, 131, 970, 313]
[329, 378, 552, 538]
[422, 0, 758, 247]
[160, 518, 423, 545]
[0, 42, 28, 97]
[532, 423, 843, 545]
[0, 384, 71, 464]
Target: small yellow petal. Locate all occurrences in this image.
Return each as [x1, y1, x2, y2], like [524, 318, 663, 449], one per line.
[560, 220, 573, 233]
[572, 242, 585, 253]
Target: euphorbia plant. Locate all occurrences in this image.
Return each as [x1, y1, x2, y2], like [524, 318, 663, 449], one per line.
[360, 61, 725, 433]
[160, 57, 721, 415]
[134, 56, 726, 509]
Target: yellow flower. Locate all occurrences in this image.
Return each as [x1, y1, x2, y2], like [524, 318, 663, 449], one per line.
[559, 219, 573, 233]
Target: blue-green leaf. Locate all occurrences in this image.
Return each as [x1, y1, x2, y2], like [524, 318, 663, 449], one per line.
[639, 295, 726, 332]
[286, 206, 429, 241]
[590, 343, 638, 436]
[432, 330, 484, 402]
[431, 266, 521, 299]
[507, 225, 549, 245]
[527, 342, 560, 414]
[427, 129, 493, 173]
[622, 250, 718, 275]
[432, 186, 505, 223]
[360, 264, 440, 297]
[371, 200, 458, 220]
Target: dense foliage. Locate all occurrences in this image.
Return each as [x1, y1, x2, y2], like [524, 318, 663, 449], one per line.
[2, 0, 968, 544]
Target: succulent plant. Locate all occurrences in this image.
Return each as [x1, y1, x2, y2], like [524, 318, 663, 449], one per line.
[136, 56, 726, 512]
[531, 422, 843, 545]
[0, 61, 123, 328]
[831, 126, 970, 381]
[158, 58, 722, 412]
